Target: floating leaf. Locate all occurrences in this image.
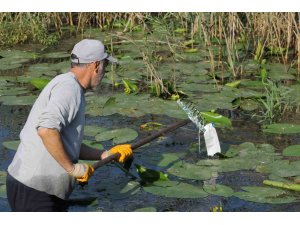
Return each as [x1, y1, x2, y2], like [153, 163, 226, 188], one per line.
[84, 125, 108, 137]
[262, 123, 300, 134]
[200, 111, 232, 128]
[42, 51, 70, 59]
[282, 145, 300, 157]
[0, 95, 37, 106]
[167, 161, 214, 180]
[95, 180, 140, 200]
[2, 140, 20, 151]
[135, 164, 168, 183]
[140, 122, 163, 131]
[203, 184, 234, 197]
[95, 128, 138, 144]
[134, 207, 157, 212]
[0, 171, 7, 185]
[122, 79, 139, 94]
[225, 80, 241, 88]
[82, 140, 103, 150]
[0, 185, 7, 198]
[30, 78, 51, 90]
[234, 186, 297, 204]
[143, 181, 208, 199]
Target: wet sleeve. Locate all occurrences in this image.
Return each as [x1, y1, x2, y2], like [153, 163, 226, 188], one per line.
[36, 81, 81, 132]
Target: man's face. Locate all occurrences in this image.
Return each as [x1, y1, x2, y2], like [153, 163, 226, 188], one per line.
[91, 60, 106, 91]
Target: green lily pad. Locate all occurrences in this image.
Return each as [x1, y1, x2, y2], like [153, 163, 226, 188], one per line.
[282, 145, 300, 157]
[0, 95, 37, 106]
[262, 123, 300, 134]
[95, 180, 140, 200]
[42, 52, 70, 59]
[143, 181, 208, 199]
[234, 186, 297, 204]
[135, 164, 168, 183]
[200, 111, 232, 127]
[0, 185, 7, 198]
[0, 50, 38, 59]
[256, 160, 300, 177]
[167, 161, 214, 180]
[0, 87, 30, 96]
[95, 128, 138, 144]
[134, 207, 157, 212]
[0, 171, 7, 185]
[84, 125, 108, 137]
[30, 78, 51, 90]
[2, 140, 20, 151]
[137, 151, 185, 168]
[203, 184, 234, 197]
[82, 140, 104, 150]
[240, 99, 260, 111]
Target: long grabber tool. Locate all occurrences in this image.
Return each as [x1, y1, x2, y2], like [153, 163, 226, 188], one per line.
[91, 118, 190, 170]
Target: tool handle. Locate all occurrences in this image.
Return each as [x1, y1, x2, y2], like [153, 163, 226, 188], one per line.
[91, 119, 190, 170]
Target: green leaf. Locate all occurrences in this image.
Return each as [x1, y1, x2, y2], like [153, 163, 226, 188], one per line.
[143, 181, 208, 199]
[84, 125, 108, 137]
[122, 79, 139, 94]
[203, 184, 234, 197]
[82, 140, 103, 150]
[167, 161, 214, 180]
[282, 145, 300, 157]
[200, 111, 232, 127]
[262, 123, 300, 134]
[2, 140, 20, 150]
[30, 78, 51, 90]
[234, 186, 297, 204]
[225, 80, 241, 88]
[135, 164, 168, 183]
[95, 128, 138, 144]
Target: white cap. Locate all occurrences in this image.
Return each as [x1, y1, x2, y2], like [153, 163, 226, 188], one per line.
[71, 39, 118, 64]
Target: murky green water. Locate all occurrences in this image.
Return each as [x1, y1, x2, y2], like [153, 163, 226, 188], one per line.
[0, 30, 300, 212]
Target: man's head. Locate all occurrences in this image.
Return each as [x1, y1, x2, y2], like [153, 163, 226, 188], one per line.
[70, 39, 117, 91]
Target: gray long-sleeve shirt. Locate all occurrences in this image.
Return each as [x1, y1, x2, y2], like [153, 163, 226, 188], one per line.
[8, 72, 85, 199]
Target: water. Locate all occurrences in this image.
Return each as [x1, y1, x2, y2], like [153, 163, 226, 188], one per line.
[0, 33, 300, 212]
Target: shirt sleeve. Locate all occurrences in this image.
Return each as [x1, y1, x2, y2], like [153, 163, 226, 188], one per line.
[36, 81, 82, 132]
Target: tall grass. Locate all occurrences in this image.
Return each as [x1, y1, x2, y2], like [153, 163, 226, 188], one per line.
[0, 12, 299, 87]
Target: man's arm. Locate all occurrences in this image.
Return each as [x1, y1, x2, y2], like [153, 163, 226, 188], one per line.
[37, 127, 74, 172]
[79, 143, 105, 161]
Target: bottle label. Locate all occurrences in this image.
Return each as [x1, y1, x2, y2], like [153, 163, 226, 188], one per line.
[204, 123, 221, 156]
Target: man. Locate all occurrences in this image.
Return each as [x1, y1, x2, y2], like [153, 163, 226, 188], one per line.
[6, 39, 133, 212]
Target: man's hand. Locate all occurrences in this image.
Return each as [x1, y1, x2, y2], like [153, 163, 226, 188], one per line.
[101, 144, 133, 164]
[68, 163, 94, 184]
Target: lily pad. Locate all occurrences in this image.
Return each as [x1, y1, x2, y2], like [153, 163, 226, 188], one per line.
[95, 128, 138, 144]
[134, 207, 157, 212]
[30, 78, 51, 90]
[240, 99, 260, 111]
[0, 95, 37, 106]
[84, 125, 108, 137]
[262, 123, 300, 134]
[2, 140, 20, 151]
[0, 171, 7, 185]
[0, 87, 30, 96]
[0, 185, 7, 198]
[234, 186, 297, 204]
[82, 140, 104, 150]
[143, 181, 208, 199]
[135, 164, 168, 183]
[167, 161, 214, 180]
[95, 180, 140, 200]
[203, 184, 234, 197]
[282, 145, 300, 157]
[42, 51, 70, 59]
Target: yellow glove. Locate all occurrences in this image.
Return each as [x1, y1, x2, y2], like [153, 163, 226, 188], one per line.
[68, 163, 94, 184]
[108, 144, 133, 164]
